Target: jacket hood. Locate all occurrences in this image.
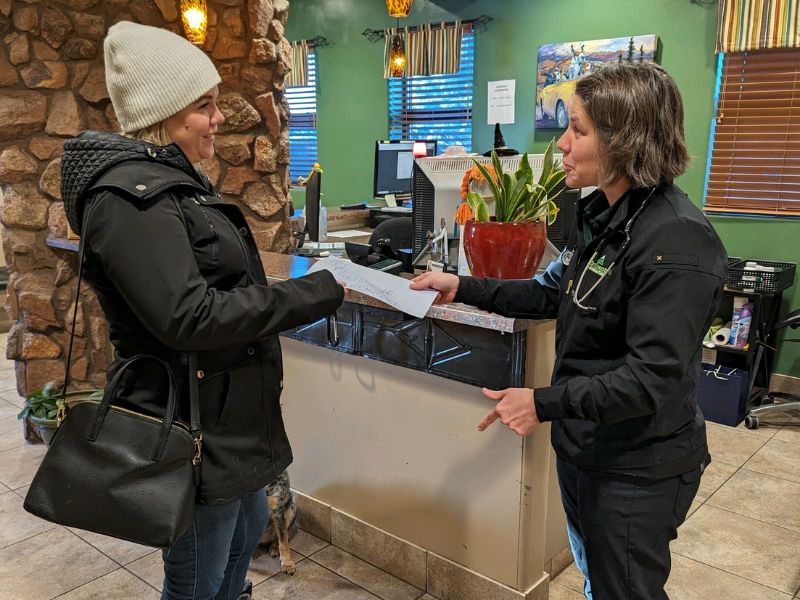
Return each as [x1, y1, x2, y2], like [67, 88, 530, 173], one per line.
[61, 131, 208, 235]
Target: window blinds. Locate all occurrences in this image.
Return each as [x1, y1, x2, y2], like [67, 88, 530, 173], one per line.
[705, 48, 800, 216]
[286, 50, 318, 185]
[388, 30, 474, 152]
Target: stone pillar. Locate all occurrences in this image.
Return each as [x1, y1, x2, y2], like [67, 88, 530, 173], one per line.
[0, 0, 294, 397]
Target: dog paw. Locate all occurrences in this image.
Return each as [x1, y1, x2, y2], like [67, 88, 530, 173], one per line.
[281, 561, 296, 576]
[269, 545, 280, 558]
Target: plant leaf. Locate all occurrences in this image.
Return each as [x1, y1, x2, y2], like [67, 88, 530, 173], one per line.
[538, 139, 555, 187]
[466, 192, 489, 222]
[471, 159, 502, 210]
[545, 200, 560, 226]
[505, 174, 530, 222]
[42, 380, 58, 399]
[476, 200, 489, 222]
[500, 172, 515, 221]
[541, 170, 567, 199]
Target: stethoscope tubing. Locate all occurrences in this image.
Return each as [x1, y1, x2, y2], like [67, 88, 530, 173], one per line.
[570, 186, 658, 313]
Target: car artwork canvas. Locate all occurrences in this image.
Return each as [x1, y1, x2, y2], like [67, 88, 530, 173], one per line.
[535, 34, 659, 129]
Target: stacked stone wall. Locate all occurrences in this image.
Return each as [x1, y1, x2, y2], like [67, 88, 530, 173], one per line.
[0, 0, 294, 396]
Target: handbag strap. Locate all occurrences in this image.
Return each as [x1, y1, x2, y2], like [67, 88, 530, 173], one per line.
[61, 201, 203, 464]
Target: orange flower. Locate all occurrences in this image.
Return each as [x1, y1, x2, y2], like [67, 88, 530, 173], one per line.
[459, 164, 498, 200]
[454, 202, 474, 225]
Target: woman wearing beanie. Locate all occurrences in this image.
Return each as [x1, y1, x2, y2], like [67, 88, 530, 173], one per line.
[59, 21, 345, 600]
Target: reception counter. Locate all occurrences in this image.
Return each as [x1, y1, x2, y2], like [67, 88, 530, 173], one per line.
[262, 252, 567, 600]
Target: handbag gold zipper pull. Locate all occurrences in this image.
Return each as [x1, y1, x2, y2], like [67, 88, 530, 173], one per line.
[192, 434, 203, 465]
[56, 400, 67, 426]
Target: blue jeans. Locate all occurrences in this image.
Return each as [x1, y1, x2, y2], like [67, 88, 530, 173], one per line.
[566, 516, 593, 599]
[161, 489, 268, 600]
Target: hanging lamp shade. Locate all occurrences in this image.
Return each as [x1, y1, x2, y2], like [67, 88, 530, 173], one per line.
[180, 0, 208, 45]
[386, 0, 413, 18]
[389, 32, 406, 77]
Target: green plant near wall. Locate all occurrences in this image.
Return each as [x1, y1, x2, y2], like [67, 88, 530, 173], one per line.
[466, 139, 566, 224]
[18, 381, 104, 445]
[17, 381, 62, 421]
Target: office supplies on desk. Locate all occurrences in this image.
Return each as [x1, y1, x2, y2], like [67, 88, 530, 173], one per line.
[305, 241, 345, 251]
[328, 229, 371, 238]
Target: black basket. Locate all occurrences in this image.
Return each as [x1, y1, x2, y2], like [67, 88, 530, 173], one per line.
[726, 257, 796, 294]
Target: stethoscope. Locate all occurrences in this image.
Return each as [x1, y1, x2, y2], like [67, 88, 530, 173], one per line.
[567, 187, 657, 313]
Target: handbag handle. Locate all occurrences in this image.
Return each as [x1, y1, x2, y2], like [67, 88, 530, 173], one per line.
[88, 354, 180, 461]
[62, 200, 202, 464]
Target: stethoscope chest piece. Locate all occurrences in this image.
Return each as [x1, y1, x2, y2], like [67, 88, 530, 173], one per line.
[561, 250, 573, 266]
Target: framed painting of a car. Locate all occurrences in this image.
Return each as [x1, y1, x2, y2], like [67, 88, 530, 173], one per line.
[535, 34, 659, 129]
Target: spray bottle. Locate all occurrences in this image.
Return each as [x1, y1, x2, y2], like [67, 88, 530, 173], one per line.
[728, 296, 747, 346]
[733, 303, 752, 349]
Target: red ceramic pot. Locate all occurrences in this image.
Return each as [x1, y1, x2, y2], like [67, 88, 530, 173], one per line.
[463, 220, 547, 279]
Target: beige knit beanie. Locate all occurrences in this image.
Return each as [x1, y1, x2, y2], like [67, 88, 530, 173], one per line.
[104, 21, 222, 133]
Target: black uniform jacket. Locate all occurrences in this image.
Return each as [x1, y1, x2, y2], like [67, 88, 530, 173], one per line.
[61, 131, 344, 503]
[456, 184, 728, 478]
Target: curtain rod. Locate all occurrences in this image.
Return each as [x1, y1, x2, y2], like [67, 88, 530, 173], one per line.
[293, 35, 333, 49]
[362, 15, 492, 44]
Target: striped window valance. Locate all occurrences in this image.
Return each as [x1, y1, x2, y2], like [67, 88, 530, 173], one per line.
[287, 40, 310, 87]
[384, 21, 464, 78]
[717, 0, 800, 53]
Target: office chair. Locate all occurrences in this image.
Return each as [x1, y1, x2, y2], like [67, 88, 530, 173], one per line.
[368, 217, 413, 261]
[745, 307, 800, 429]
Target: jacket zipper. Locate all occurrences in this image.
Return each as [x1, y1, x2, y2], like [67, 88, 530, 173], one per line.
[199, 205, 220, 261]
[218, 210, 253, 281]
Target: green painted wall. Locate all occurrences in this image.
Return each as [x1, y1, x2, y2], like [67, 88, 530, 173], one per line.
[286, 0, 799, 377]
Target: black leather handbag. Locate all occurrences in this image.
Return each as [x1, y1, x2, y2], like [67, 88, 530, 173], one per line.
[23, 207, 203, 549]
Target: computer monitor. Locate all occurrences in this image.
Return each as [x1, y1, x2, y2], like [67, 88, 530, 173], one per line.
[304, 169, 322, 242]
[373, 140, 437, 199]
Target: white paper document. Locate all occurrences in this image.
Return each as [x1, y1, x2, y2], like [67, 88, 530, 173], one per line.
[307, 256, 438, 318]
[327, 229, 371, 238]
[487, 79, 515, 125]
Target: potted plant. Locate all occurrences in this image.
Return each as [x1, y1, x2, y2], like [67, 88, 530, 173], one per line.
[459, 139, 566, 279]
[18, 381, 102, 446]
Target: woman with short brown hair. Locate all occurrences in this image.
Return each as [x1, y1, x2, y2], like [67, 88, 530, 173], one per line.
[412, 62, 727, 598]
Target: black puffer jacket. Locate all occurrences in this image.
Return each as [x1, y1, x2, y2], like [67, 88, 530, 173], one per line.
[61, 131, 344, 504]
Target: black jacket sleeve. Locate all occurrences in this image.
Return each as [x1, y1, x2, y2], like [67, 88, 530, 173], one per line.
[534, 218, 725, 425]
[84, 192, 344, 351]
[453, 272, 562, 318]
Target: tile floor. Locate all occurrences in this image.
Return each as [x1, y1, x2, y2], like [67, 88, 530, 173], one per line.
[1, 330, 798, 599]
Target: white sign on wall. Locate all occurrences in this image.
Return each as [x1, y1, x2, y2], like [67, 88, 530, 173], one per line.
[487, 79, 515, 125]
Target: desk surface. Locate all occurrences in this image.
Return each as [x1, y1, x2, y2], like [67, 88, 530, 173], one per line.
[258, 251, 539, 333]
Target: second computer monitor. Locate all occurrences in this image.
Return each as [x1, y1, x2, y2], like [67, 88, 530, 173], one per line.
[304, 169, 321, 242]
[373, 140, 437, 199]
